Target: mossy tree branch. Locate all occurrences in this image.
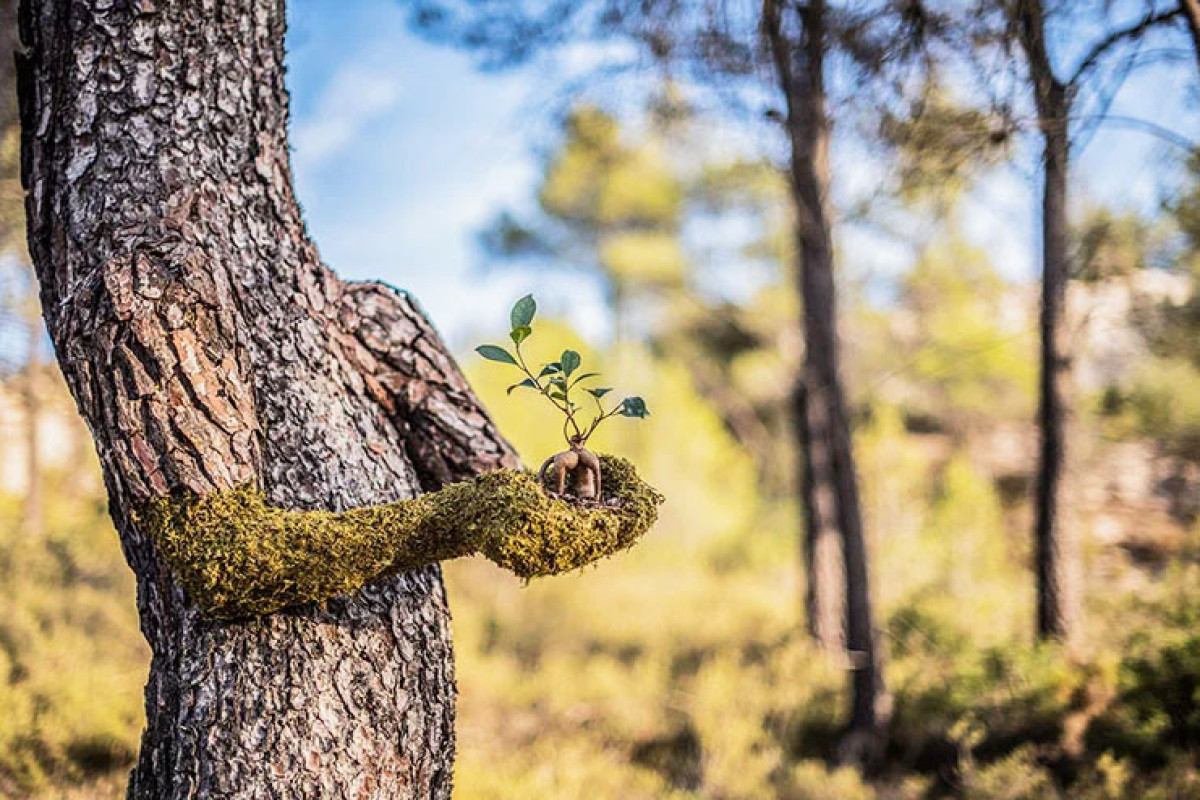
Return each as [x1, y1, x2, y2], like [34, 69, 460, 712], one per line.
[139, 456, 662, 619]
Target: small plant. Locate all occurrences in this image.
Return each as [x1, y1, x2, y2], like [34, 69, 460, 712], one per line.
[476, 294, 649, 502]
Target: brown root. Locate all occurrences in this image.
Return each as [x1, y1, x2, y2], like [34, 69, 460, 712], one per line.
[538, 445, 602, 500]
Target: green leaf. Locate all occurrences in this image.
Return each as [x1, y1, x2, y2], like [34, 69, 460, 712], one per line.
[538, 363, 561, 377]
[548, 376, 567, 388]
[587, 387, 613, 398]
[510, 294, 536, 329]
[507, 378, 537, 395]
[560, 350, 581, 377]
[550, 390, 568, 403]
[510, 326, 532, 345]
[619, 396, 649, 418]
[475, 345, 518, 366]
[570, 371, 600, 386]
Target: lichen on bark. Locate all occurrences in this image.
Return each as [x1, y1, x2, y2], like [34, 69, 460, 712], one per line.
[138, 455, 662, 619]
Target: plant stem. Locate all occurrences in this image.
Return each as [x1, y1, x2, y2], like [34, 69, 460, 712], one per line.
[514, 343, 584, 444]
[579, 400, 622, 446]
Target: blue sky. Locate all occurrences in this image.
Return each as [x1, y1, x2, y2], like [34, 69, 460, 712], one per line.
[285, 0, 564, 347]
[284, 0, 1198, 348]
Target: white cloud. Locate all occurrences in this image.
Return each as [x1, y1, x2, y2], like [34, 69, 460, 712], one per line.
[292, 66, 403, 168]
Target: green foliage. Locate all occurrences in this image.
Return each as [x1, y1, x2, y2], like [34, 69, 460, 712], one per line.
[1168, 151, 1200, 259]
[879, 83, 1011, 210]
[958, 746, 1059, 800]
[776, 761, 881, 800]
[1087, 155, 1200, 461]
[510, 293, 537, 328]
[140, 456, 662, 618]
[1098, 357, 1200, 461]
[476, 344, 518, 365]
[1075, 207, 1170, 282]
[9, 157, 1200, 797]
[559, 348, 581, 377]
[476, 295, 649, 447]
[482, 104, 687, 308]
[0, 475, 145, 795]
[1087, 628, 1200, 768]
[619, 396, 649, 418]
[478, 99, 802, 496]
[539, 107, 682, 232]
[894, 235, 1035, 428]
[1135, 153, 1200, 370]
[600, 231, 685, 284]
[8, 337, 1200, 797]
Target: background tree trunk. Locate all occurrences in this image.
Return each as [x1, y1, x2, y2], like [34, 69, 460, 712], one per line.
[765, 0, 886, 752]
[0, 0, 13, 128]
[1181, 0, 1200, 72]
[17, 0, 516, 796]
[1015, 0, 1081, 644]
[796, 385, 846, 650]
[1034, 120, 1079, 641]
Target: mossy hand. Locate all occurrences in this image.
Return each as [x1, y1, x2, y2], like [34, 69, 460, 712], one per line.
[137, 456, 663, 619]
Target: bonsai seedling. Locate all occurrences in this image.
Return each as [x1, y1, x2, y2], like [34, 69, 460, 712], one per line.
[135, 298, 661, 620]
[476, 295, 649, 503]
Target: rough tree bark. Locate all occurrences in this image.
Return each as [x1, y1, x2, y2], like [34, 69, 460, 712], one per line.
[17, 0, 517, 796]
[764, 0, 886, 756]
[1014, 0, 1080, 644]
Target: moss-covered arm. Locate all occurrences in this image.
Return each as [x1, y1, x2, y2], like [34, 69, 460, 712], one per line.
[136, 455, 662, 619]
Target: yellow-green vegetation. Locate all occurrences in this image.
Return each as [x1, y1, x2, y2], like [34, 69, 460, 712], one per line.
[0, 471, 147, 796]
[1096, 357, 1200, 462]
[893, 235, 1036, 429]
[7, 124, 1200, 794]
[447, 336, 1200, 800]
[7, 65, 1200, 800]
[4, 343, 1200, 797]
[139, 456, 661, 619]
[484, 104, 687, 296]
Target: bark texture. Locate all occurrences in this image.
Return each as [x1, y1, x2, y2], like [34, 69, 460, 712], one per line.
[764, 0, 887, 754]
[17, 0, 516, 796]
[1014, 0, 1081, 644]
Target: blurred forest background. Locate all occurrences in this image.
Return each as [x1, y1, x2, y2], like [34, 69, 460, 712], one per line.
[2, 1, 1200, 798]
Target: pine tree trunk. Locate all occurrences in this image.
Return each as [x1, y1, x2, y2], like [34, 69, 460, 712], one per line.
[16, 0, 516, 796]
[796, 384, 845, 649]
[1034, 115, 1080, 642]
[764, 0, 886, 754]
[1015, 0, 1081, 644]
[0, 0, 13, 136]
[766, 0, 843, 656]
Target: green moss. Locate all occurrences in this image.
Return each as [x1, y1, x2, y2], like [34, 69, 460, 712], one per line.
[136, 455, 662, 619]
